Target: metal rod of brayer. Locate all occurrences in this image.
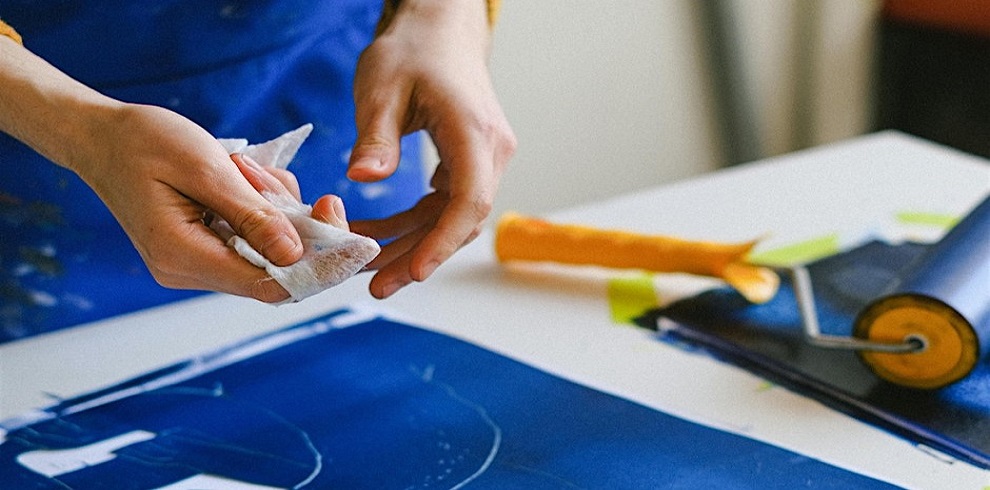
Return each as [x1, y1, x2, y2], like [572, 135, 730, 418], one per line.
[790, 266, 922, 353]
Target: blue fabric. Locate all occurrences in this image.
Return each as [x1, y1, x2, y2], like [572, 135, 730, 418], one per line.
[0, 1, 426, 340]
[0, 310, 898, 488]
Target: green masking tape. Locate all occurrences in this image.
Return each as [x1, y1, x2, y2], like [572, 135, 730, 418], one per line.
[895, 211, 959, 229]
[608, 273, 659, 325]
[748, 234, 841, 267]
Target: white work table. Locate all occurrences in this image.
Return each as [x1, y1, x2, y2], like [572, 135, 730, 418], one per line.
[1, 131, 988, 488]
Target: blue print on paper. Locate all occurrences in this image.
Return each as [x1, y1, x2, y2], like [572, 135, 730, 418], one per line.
[0, 310, 897, 488]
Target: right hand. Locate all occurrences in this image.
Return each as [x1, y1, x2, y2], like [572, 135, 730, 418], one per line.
[72, 104, 307, 302]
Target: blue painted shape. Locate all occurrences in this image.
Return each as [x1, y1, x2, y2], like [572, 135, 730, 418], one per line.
[0, 310, 897, 488]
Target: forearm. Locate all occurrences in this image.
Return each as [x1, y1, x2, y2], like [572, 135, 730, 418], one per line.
[0, 35, 123, 173]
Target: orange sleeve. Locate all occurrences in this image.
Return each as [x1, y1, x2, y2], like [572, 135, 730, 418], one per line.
[487, 0, 501, 26]
[0, 18, 23, 45]
[882, 0, 990, 36]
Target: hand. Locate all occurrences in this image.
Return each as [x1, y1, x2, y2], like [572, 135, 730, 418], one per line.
[348, 0, 516, 299]
[0, 34, 349, 303]
[229, 152, 350, 231]
[72, 104, 312, 302]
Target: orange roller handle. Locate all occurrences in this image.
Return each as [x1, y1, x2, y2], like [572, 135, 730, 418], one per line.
[495, 212, 779, 303]
[495, 212, 755, 278]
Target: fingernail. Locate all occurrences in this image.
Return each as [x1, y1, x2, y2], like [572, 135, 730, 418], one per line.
[378, 280, 404, 299]
[348, 157, 384, 177]
[417, 260, 441, 282]
[241, 153, 261, 167]
[331, 196, 347, 222]
[233, 153, 262, 173]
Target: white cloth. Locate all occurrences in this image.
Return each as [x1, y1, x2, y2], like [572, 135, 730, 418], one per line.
[214, 124, 380, 302]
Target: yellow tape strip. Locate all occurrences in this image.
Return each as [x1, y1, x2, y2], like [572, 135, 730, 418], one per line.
[607, 273, 659, 325]
[748, 234, 840, 267]
[895, 211, 959, 229]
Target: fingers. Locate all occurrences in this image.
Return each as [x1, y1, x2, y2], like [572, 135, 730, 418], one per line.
[347, 132, 400, 183]
[406, 113, 513, 273]
[350, 192, 446, 240]
[410, 185, 492, 280]
[159, 243, 291, 303]
[154, 239, 292, 303]
[348, 64, 406, 183]
[312, 194, 349, 229]
[266, 168, 302, 200]
[136, 185, 292, 303]
[165, 155, 350, 303]
[367, 245, 418, 299]
[204, 154, 303, 267]
[353, 185, 490, 299]
[362, 201, 485, 299]
[230, 153, 301, 201]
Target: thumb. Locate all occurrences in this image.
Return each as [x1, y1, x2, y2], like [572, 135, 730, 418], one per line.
[208, 158, 303, 267]
[348, 99, 404, 183]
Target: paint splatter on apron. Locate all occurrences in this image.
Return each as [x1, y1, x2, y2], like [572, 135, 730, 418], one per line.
[0, 1, 424, 340]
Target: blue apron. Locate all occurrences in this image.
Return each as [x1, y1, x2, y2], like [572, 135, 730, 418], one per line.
[0, 1, 424, 341]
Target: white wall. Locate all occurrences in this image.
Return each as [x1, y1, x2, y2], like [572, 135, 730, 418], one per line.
[481, 0, 879, 217]
[728, 0, 880, 157]
[488, 1, 720, 217]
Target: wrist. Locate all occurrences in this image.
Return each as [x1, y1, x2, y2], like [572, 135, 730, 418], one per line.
[0, 39, 123, 175]
[378, 0, 497, 35]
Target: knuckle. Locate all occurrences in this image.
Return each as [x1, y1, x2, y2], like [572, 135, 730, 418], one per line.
[357, 132, 393, 149]
[468, 193, 494, 220]
[353, 132, 396, 158]
[470, 113, 517, 165]
[267, 167, 298, 187]
[499, 127, 518, 159]
[232, 206, 280, 238]
[464, 225, 483, 245]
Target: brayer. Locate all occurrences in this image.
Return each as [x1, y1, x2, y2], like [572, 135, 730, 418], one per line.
[793, 194, 989, 389]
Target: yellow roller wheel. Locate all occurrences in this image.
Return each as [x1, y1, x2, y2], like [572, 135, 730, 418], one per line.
[853, 294, 979, 390]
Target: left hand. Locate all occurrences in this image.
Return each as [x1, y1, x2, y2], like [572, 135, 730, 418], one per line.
[347, 0, 516, 299]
